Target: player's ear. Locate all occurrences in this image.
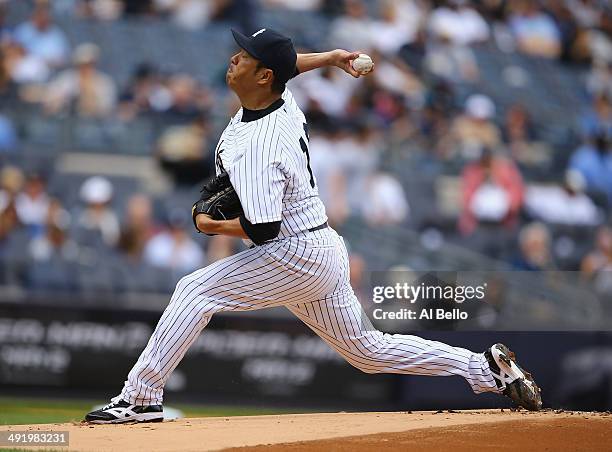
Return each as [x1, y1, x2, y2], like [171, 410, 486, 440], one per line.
[257, 68, 274, 87]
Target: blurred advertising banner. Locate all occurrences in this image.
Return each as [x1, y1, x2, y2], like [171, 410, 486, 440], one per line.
[0, 302, 394, 405]
[365, 271, 610, 332]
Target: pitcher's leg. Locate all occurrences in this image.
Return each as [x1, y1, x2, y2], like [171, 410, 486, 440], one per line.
[120, 246, 283, 405]
[286, 289, 499, 394]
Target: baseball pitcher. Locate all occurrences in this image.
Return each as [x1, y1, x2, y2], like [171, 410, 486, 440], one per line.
[85, 28, 541, 423]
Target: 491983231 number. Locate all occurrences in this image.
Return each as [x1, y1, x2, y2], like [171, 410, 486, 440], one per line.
[1, 431, 69, 446]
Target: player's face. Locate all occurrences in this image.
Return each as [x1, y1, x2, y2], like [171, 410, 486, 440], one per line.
[226, 49, 260, 92]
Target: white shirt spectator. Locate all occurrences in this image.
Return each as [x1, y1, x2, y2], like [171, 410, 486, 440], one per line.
[45, 68, 117, 117]
[10, 53, 49, 83]
[328, 0, 374, 51]
[364, 172, 410, 225]
[425, 40, 479, 83]
[525, 185, 603, 226]
[293, 70, 357, 116]
[143, 231, 205, 272]
[373, 60, 425, 106]
[395, 0, 428, 42]
[262, 0, 321, 10]
[335, 133, 380, 214]
[369, 0, 420, 56]
[429, 3, 489, 46]
[16, 192, 50, 226]
[470, 182, 511, 221]
[309, 133, 339, 206]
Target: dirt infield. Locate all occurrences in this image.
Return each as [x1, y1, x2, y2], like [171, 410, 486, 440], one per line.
[1, 410, 610, 451]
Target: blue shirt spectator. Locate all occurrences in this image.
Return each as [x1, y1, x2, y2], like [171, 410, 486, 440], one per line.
[509, 1, 561, 58]
[569, 135, 612, 205]
[0, 115, 18, 152]
[14, 3, 69, 67]
[580, 94, 612, 139]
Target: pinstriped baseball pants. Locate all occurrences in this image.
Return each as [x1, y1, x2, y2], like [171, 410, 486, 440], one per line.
[119, 228, 499, 405]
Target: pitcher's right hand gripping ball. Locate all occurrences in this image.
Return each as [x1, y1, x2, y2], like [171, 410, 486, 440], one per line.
[192, 171, 244, 230]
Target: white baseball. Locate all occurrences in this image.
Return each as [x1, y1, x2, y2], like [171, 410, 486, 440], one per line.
[352, 53, 373, 75]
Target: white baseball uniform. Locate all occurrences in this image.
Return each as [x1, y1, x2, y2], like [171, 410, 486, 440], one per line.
[118, 89, 499, 405]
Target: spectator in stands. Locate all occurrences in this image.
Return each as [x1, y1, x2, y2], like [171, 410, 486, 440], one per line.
[13, 0, 69, 68]
[370, 50, 425, 108]
[123, 0, 154, 16]
[153, 0, 255, 32]
[74, 0, 124, 21]
[369, 0, 415, 57]
[568, 132, 612, 206]
[75, 176, 120, 247]
[0, 114, 17, 152]
[0, 166, 24, 200]
[329, 0, 374, 51]
[118, 193, 157, 262]
[566, 0, 602, 29]
[291, 65, 357, 117]
[544, 0, 592, 64]
[398, 27, 428, 74]
[143, 208, 205, 273]
[156, 113, 214, 185]
[580, 93, 612, 139]
[337, 121, 382, 222]
[581, 225, 612, 296]
[502, 103, 550, 167]
[15, 172, 50, 235]
[117, 63, 171, 120]
[0, 166, 23, 243]
[309, 121, 350, 227]
[439, 94, 500, 159]
[1, 38, 49, 84]
[512, 222, 555, 271]
[525, 170, 603, 226]
[154, 0, 213, 30]
[163, 74, 210, 124]
[44, 43, 117, 118]
[428, 0, 490, 46]
[508, 0, 561, 59]
[424, 33, 480, 84]
[459, 146, 524, 236]
[0, 190, 19, 244]
[262, 0, 321, 10]
[363, 171, 410, 226]
[587, 60, 612, 99]
[29, 198, 77, 262]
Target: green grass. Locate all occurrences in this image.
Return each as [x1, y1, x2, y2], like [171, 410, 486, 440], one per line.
[0, 397, 306, 426]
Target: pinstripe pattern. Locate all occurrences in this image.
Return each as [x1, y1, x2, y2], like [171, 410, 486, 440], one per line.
[218, 89, 328, 243]
[116, 87, 499, 406]
[119, 228, 498, 405]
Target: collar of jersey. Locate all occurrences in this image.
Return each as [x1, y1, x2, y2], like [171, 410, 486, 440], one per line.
[241, 98, 285, 122]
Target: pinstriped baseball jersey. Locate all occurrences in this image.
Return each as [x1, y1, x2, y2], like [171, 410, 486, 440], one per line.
[215, 88, 327, 239]
[114, 83, 501, 410]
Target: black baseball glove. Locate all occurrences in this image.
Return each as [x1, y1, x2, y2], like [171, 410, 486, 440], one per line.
[192, 171, 244, 232]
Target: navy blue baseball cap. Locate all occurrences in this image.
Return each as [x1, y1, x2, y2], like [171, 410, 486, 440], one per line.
[231, 28, 297, 85]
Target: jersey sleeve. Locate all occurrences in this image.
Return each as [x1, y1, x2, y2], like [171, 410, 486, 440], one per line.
[228, 140, 286, 224]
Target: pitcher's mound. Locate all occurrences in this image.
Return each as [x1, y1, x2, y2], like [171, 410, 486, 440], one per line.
[2, 410, 611, 451]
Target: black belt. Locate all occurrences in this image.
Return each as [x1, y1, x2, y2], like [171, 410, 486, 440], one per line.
[249, 222, 328, 248]
[308, 221, 328, 232]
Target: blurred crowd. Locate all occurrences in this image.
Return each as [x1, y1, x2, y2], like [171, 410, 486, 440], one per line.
[0, 0, 610, 297]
